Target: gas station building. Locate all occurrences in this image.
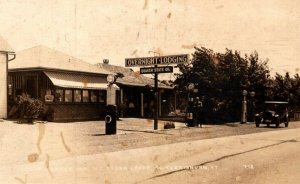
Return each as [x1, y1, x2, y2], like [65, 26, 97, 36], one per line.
[6, 45, 175, 121]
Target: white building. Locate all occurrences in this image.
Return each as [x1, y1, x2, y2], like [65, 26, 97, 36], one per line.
[0, 35, 15, 119]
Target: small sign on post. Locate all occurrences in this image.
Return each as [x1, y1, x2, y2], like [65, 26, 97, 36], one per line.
[140, 66, 173, 74]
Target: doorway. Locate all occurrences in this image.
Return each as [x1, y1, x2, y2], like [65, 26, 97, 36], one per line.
[24, 76, 38, 98]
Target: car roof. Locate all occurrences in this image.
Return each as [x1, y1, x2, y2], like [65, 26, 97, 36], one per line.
[264, 101, 288, 104]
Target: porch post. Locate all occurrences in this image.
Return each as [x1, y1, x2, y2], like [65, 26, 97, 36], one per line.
[159, 90, 162, 117]
[141, 93, 144, 117]
[120, 88, 123, 104]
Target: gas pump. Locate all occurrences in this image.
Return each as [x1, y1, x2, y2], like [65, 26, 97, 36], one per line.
[186, 96, 195, 127]
[105, 74, 118, 135]
[105, 105, 117, 135]
[185, 83, 196, 127]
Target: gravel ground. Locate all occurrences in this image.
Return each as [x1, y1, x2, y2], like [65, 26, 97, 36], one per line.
[76, 118, 300, 154]
[0, 118, 300, 166]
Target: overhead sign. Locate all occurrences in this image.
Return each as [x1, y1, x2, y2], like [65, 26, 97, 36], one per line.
[125, 54, 188, 67]
[140, 66, 173, 74]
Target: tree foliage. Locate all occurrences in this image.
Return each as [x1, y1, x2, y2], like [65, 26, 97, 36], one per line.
[174, 47, 300, 123]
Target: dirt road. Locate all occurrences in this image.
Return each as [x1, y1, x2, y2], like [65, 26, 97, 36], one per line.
[0, 119, 299, 183]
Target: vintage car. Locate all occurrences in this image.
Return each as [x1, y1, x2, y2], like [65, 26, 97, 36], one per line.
[254, 101, 289, 128]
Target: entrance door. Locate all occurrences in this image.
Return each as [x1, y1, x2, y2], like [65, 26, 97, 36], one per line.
[24, 76, 38, 98]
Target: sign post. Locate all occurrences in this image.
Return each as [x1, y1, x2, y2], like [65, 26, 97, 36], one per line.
[125, 54, 188, 130]
[154, 65, 158, 130]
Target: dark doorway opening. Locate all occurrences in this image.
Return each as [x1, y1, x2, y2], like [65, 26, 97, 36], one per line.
[24, 76, 38, 98]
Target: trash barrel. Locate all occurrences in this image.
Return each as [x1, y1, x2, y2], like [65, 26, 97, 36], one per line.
[105, 105, 117, 135]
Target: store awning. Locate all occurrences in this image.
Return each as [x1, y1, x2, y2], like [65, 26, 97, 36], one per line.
[44, 71, 109, 90]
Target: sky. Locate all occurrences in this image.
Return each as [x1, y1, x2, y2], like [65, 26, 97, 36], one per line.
[0, 0, 299, 80]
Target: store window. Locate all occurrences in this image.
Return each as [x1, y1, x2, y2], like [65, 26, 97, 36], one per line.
[82, 90, 89, 102]
[74, 90, 82, 102]
[65, 90, 73, 102]
[99, 90, 106, 103]
[55, 89, 63, 102]
[90, 91, 98, 102]
[45, 89, 54, 102]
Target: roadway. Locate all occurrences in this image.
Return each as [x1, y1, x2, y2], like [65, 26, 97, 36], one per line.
[0, 120, 300, 184]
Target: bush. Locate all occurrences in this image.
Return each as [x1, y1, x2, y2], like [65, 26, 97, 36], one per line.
[164, 122, 175, 129]
[18, 94, 44, 123]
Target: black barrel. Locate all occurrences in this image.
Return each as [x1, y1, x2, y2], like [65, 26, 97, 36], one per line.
[105, 105, 117, 135]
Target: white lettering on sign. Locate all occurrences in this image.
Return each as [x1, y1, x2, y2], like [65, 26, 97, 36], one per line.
[161, 55, 188, 65]
[125, 54, 188, 67]
[140, 68, 154, 73]
[126, 57, 159, 67]
[140, 66, 173, 74]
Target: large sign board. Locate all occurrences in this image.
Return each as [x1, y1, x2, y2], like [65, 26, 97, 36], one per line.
[125, 54, 188, 67]
[140, 66, 173, 74]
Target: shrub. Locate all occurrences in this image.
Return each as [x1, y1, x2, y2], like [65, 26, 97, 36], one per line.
[18, 94, 44, 123]
[164, 122, 175, 129]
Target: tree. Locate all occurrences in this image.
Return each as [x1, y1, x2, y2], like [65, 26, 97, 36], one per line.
[273, 72, 292, 101]
[174, 47, 272, 123]
[245, 52, 272, 112]
[175, 47, 221, 122]
[290, 74, 300, 109]
[215, 49, 249, 121]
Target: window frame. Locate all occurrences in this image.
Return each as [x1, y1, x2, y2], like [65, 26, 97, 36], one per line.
[82, 90, 89, 103]
[64, 89, 73, 103]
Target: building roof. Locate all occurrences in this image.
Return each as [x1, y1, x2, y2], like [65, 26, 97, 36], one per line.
[8, 45, 111, 75]
[0, 35, 14, 53]
[96, 63, 173, 89]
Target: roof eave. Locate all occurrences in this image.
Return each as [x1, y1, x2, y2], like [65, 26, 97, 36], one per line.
[8, 67, 110, 76]
[117, 81, 173, 89]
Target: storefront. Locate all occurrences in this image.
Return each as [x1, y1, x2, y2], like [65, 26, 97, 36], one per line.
[8, 45, 111, 121]
[97, 62, 174, 118]
[8, 45, 175, 121]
